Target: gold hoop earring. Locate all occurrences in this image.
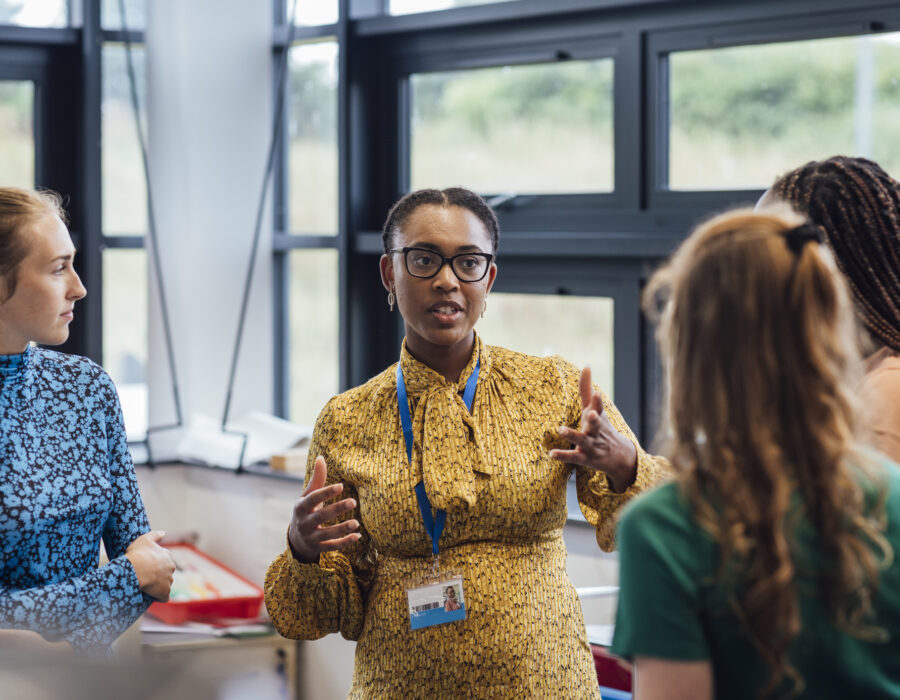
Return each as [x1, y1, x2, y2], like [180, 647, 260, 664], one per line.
[388, 288, 396, 312]
[481, 300, 487, 318]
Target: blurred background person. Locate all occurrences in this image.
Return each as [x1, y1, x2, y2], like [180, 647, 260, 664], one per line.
[764, 156, 900, 462]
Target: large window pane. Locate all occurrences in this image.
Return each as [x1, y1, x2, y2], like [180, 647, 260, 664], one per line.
[0, 0, 65, 27]
[477, 293, 615, 397]
[103, 249, 148, 441]
[411, 60, 614, 194]
[288, 0, 337, 25]
[669, 33, 900, 190]
[288, 41, 338, 235]
[289, 250, 339, 427]
[102, 44, 147, 236]
[0, 80, 34, 187]
[391, 0, 517, 14]
[101, 0, 145, 31]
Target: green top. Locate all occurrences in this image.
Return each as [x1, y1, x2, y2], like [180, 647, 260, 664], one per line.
[611, 455, 900, 699]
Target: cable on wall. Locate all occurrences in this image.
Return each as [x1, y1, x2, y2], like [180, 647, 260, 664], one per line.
[119, 0, 303, 470]
[220, 0, 302, 433]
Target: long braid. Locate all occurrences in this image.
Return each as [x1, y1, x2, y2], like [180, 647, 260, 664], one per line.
[770, 156, 900, 352]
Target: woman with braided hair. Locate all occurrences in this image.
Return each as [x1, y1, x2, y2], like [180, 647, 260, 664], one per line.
[762, 156, 900, 462]
[611, 207, 900, 699]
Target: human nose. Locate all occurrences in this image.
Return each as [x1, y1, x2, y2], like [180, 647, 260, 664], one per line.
[68, 270, 87, 300]
[432, 259, 460, 290]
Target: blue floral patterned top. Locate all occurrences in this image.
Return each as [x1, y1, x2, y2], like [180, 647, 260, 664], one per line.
[0, 345, 151, 654]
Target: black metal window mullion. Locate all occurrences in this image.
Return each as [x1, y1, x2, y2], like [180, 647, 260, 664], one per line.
[101, 235, 145, 248]
[76, 0, 104, 363]
[337, 0, 352, 392]
[614, 29, 644, 211]
[273, 250, 290, 418]
[272, 1, 347, 416]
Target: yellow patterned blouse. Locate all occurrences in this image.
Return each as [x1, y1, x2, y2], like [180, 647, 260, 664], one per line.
[265, 336, 665, 699]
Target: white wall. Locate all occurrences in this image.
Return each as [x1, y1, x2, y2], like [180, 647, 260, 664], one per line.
[145, 0, 274, 455]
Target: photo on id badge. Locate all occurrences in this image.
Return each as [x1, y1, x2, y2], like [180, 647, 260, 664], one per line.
[407, 576, 466, 630]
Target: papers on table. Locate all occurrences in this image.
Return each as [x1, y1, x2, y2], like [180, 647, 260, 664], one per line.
[585, 623, 615, 647]
[140, 617, 272, 638]
[176, 411, 311, 469]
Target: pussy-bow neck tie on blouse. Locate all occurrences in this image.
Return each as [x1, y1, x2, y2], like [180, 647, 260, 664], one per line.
[399, 338, 493, 512]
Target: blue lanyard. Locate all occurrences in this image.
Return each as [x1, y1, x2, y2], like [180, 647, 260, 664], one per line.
[397, 356, 480, 557]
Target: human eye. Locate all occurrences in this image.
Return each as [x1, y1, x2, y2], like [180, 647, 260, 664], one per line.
[457, 255, 482, 270]
[409, 250, 438, 268]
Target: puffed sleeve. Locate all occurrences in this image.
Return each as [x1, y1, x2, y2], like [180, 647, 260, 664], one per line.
[264, 397, 376, 641]
[0, 371, 151, 655]
[551, 358, 670, 552]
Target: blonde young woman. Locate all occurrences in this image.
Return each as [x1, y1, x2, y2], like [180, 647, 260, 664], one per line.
[611, 208, 900, 699]
[0, 188, 173, 655]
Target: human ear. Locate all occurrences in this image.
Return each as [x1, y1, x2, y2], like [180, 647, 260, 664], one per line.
[379, 254, 395, 293]
[484, 262, 498, 294]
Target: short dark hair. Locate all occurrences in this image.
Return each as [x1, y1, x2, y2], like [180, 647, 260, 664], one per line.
[381, 187, 500, 256]
[769, 156, 900, 352]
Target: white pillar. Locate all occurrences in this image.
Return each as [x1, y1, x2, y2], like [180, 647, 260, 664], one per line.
[145, 0, 273, 458]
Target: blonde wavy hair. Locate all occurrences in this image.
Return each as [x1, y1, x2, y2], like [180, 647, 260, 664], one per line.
[644, 207, 893, 698]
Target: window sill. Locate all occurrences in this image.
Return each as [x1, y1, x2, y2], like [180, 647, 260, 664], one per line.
[132, 456, 305, 484]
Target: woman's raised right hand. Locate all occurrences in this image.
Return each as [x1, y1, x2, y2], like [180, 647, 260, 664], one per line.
[125, 530, 176, 601]
[288, 456, 361, 564]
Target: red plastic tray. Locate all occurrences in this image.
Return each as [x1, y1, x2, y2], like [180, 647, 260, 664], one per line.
[147, 544, 264, 625]
[591, 644, 633, 692]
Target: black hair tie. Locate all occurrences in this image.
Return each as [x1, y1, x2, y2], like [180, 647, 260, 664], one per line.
[783, 223, 823, 255]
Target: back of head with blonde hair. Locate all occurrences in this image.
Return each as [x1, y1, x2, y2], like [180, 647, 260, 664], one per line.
[644, 207, 892, 698]
[0, 187, 67, 301]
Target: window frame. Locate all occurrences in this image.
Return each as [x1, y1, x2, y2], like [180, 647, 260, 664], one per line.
[272, 0, 347, 419]
[0, 49, 48, 187]
[5, 0, 895, 458]
[330, 0, 900, 444]
[488, 258, 643, 431]
[398, 38, 623, 213]
[645, 5, 900, 211]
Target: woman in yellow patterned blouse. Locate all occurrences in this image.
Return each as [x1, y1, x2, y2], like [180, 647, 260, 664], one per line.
[265, 187, 665, 698]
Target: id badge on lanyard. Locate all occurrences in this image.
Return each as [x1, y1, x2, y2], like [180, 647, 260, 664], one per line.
[396, 357, 479, 630]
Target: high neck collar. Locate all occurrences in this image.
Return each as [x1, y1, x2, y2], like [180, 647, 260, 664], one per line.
[399, 333, 490, 397]
[0, 344, 34, 386]
[397, 333, 493, 512]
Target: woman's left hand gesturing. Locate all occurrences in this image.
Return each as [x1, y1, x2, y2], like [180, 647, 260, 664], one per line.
[549, 366, 638, 493]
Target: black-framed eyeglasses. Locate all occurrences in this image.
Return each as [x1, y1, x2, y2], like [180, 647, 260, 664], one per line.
[389, 247, 494, 282]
